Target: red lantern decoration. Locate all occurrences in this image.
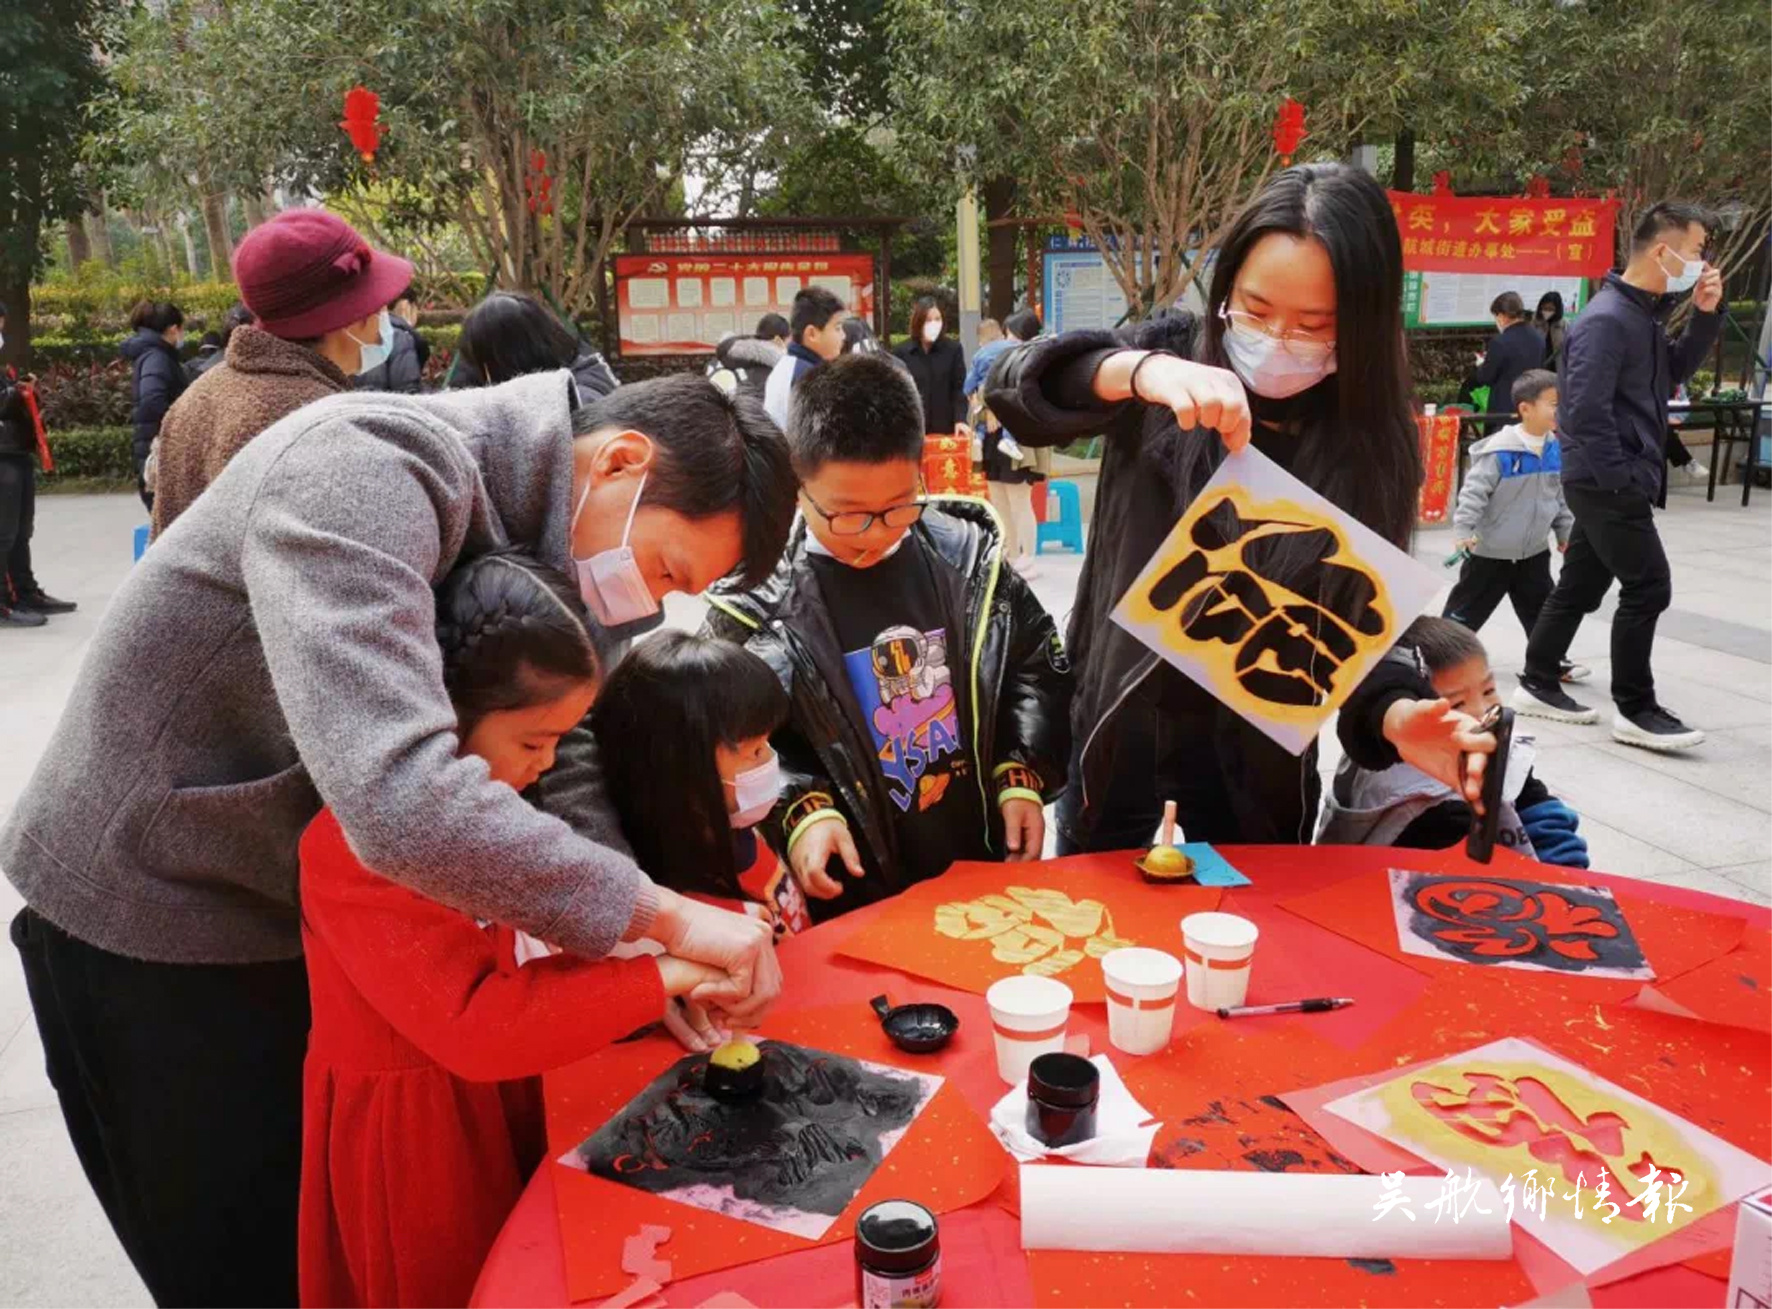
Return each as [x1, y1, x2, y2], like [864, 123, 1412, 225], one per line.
[340, 86, 382, 164]
[1431, 170, 1454, 196]
[1525, 173, 1551, 199]
[525, 149, 555, 216]
[1272, 98, 1307, 165]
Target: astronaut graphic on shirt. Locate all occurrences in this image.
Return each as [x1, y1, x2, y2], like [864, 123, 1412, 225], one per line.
[842, 624, 967, 813]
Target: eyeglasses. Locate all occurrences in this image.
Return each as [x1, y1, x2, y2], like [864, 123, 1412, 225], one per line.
[801, 489, 928, 537]
[1219, 306, 1336, 363]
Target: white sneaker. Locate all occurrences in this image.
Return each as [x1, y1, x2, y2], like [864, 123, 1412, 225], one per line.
[1559, 661, 1592, 683]
[1612, 707, 1705, 752]
[1510, 681, 1600, 724]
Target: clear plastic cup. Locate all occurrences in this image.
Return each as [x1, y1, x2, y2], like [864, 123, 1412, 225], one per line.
[986, 975, 1073, 1085]
[1181, 912, 1259, 1011]
[1100, 947, 1184, 1056]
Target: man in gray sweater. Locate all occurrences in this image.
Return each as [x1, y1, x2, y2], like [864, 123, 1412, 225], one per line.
[2, 369, 796, 1306]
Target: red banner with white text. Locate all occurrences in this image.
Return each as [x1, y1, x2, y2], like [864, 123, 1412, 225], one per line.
[1417, 412, 1459, 525]
[1388, 192, 1618, 279]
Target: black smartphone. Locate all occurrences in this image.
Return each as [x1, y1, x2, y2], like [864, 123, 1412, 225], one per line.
[1464, 704, 1515, 864]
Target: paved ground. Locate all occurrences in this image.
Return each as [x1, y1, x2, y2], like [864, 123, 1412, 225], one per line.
[1, 481, 1767, 1306]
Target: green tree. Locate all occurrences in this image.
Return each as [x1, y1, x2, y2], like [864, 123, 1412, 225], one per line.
[1, 0, 106, 364]
[104, 0, 807, 317]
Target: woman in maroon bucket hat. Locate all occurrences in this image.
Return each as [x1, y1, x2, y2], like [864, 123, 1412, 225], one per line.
[150, 208, 414, 536]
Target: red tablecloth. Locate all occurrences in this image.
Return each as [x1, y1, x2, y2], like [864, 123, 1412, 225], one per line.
[472, 845, 1769, 1309]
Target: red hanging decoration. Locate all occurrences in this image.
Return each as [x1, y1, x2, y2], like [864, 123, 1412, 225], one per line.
[1525, 173, 1551, 199]
[525, 149, 555, 216]
[1431, 170, 1454, 196]
[17, 382, 52, 472]
[1272, 98, 1307, 165]
[340, 86, 382, 164]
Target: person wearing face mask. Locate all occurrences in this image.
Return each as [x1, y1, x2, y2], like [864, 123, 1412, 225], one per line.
[986, 163, 1500, 851]
[4, 360, 797, 1305]
[1535, 290, 1567, 369]
[591, 633, 810, 1031]
[894, 295, 971, 439]
[1467, 291, 1545, 435]
[120, 299, 189, 511]
[149, 208, 410, 537]
[705, 353, 1071, 922]
[1511, 201, 1724, 753]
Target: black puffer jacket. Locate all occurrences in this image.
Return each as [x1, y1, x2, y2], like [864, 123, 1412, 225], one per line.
[707, 335, 784, 406]
[986, 320, 1405, 845]
[120, 328, 188, 462]
[703, 500, 1072, 920]
[353, 314, 427, 394]
[0, 368, 32, 458]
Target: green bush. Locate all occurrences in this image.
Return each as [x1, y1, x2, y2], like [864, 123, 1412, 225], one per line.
[40, 426, 136, 489]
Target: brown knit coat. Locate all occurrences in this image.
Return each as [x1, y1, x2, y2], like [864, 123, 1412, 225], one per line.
[150, 326, 350, 536]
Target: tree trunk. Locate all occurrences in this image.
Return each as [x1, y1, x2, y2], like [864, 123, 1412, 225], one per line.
[983, 175, 1018, 320]
[0, 279, 28, 371]
[242, 190, 268, 230]
[179, 214, 202, 278]
[83, 204, 111, 263]
[1393, 128, 1416, 194]
[65, 219, 92, 271]
[198, 168, 235, 282]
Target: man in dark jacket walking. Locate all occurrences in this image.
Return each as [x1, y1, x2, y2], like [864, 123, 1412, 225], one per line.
[1468, 292, 1545, 434]
[121, 300, 189, 511]
[0, 300, 76, 626]
[1511, 202, 1723, 752]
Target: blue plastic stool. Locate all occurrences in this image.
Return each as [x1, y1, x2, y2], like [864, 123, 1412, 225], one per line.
[133, 524, 150, 561]
[1035, 479, 1085, 554]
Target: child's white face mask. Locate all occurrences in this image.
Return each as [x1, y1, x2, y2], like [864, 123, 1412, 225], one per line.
[726, 750, 784, 829]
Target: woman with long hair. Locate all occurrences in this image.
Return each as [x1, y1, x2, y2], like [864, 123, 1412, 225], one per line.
[987, 162, 1495, 849]
[893, 294, 969, 436]
[1535, 290, 1567, 368]
[454, 290, 620, 399]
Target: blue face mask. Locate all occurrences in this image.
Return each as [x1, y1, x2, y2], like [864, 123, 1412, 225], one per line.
[349, 309, 394, 376]
[1660, 248, 1702, 296]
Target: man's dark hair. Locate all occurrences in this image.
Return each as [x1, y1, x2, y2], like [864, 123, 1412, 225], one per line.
[1004, 309, 1043, 341]
[1401, 615, 1488, 677]
[755, 312, 790, 340]
[788, 352, 924, 475]
[1489, 291, 1525, 321]
[1631, 201, 1713, 254]
[128, 300, 186, 334]
[573, 373, 795, 587]
[459, 291, 578, 385]
[389, 283, 415, 312]
[1512, 368, 1558, 410]
[789, 286, 844, 344]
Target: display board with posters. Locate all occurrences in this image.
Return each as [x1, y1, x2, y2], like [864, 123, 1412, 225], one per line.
[1039, 242, 1200, 335]
[613, 253, 875, 356]
[1403, 271, 1588, 329]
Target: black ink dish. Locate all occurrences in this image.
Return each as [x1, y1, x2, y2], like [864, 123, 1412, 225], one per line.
[855, 1198, 941, 1308]
[1025, 1052, 1100, 1148]
[871, 995, 959, 1054]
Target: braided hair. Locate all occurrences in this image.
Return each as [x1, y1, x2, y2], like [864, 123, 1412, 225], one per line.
[434, 550, 600, 731]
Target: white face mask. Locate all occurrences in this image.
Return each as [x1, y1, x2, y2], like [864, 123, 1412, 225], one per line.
[569, 468, 660, 628]
[348, 308, 394, 376]
[923, 319, 943, 343]
[726, 750, 784, 829]
[1220, 316, 1337, 400]
[1659, 248, 1702, 295]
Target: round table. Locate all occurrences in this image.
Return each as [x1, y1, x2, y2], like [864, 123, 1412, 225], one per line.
[472, 844, 1768, 1308]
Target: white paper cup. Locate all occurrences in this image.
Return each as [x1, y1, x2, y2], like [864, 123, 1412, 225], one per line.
[1101, 947, 1183, 1056]
[1181, 912, 1260, 1011]
[986, 975, 1073, 1085]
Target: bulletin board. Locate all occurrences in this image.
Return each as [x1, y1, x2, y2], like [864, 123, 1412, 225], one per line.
[613, 253, 876, 356]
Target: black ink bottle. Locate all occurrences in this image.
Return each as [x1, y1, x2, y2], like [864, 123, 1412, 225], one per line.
[854, 1199, 941, 1308]
[1025, 1052, 1100, 1147]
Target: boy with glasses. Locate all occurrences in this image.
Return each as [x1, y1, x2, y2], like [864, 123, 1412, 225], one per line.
[705, 353, 1072, 920]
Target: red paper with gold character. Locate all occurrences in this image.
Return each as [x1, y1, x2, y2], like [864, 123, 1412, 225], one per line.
[1417, 411, 1458, 524]
[832, 855, 1221, 1003]
[545, 1005, 1004, 1302]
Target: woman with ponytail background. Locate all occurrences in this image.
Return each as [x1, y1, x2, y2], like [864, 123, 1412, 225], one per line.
[297, 552, 724, 1309]
[987, 162, 1497, 851]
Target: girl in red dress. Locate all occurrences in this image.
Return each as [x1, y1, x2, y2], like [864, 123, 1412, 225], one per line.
[297, 553, 720, 1308]
[590, 632, 808, 1051]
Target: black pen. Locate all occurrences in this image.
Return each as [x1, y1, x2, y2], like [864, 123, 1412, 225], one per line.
[1216, 997, 1355, 1019]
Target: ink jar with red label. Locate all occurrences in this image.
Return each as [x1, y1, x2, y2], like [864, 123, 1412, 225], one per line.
[854, 1199, 941, 1308]
[1025, 1052, 1100, 1147]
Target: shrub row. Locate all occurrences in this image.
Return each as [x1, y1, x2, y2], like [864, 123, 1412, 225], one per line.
[39, 426, 136, 487]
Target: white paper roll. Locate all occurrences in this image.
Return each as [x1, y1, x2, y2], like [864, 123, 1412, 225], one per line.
[1020, 1166, 1513, 1260]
